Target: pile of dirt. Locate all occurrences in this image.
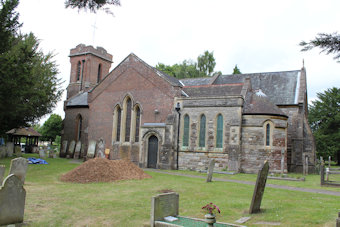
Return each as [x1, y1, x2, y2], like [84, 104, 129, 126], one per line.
[60, 158, 151, 183]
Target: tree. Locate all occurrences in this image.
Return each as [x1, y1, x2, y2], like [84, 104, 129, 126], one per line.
[0, 0, 63, 136]
[197, 51, 216, 77]
[232, 65, 242, 74]
[308, 87, 340, 165]
[65, 0, 120, 14]
[156, 51, 218, 79]
[300, 32, 340, 62]
[40, 114, 63, 144]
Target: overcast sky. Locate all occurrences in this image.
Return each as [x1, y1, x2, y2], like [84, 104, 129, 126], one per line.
[17, 0, 340, 124]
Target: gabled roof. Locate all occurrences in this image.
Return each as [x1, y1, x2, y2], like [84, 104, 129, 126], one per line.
[213, 70, 301, 105]
[66, 92, 88, 107]
[243, 90, 288, 117]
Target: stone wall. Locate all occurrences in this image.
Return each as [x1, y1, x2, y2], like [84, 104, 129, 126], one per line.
[178, 151, 228, 171]
[241, 115, 287, 173]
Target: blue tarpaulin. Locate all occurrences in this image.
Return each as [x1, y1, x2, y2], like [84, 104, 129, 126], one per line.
[27, 157, 48, 164]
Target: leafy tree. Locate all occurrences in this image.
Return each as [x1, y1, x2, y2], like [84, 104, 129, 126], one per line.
[232, 65, 242, 74]
[156, 51, 218, 79]
[0, 0, 63, 136]
[300, 32, 340, 62]
[197, 51, 216, 76]
[65, 0, 120, 14]
[308, 87, 340, 164]
[40, 114, 63, 144]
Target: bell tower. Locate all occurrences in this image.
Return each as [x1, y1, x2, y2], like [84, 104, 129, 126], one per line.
[66, 44, 113, 99]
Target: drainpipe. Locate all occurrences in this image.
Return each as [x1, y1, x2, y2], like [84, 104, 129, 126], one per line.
[175, 102, 181, 170]
[80, 59, 85, 91]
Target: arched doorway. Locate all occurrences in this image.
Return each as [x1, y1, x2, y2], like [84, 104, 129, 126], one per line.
[147, 135, 158, 168]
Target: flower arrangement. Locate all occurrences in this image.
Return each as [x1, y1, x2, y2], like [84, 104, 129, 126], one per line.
[201, 202, 221, 215]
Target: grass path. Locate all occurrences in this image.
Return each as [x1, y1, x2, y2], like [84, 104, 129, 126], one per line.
[145, 169, 340, 196]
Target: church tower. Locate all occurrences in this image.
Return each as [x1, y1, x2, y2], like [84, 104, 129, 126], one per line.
[66, 44, 113, 99]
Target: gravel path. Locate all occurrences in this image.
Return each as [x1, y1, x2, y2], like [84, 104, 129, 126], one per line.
[145, 169, 340, 197]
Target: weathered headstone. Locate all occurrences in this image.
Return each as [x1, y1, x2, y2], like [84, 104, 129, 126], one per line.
[67, 140, 76, 158]
[303, 155, 309, 175]
[151, 192, 179, 227]
[74, 141, 81, 159]
[320, 161, 325, 185]
[39, 147, 46, 158]
[206, 159, 215, 182]
[61, 140, 68, 157]
[6, 142, 14, 157]
[14, 146, 22, 157]
[0, 174, 26, 226]
[0, 165, 5, 185]
[249, 160, 269, 214]
[9, 157, 28, 185]
[96, 139, 105, 158]
[328, 156, 331, 169]
[336, 211, 340, 227]
[0, 146, 6, 158]
[87, 140, 96, 158]
[48, 147, 55, 158]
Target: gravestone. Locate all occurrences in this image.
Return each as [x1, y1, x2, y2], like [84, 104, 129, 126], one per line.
[151, 192, 179, 227]
[280, 149, 284, 176]
[87, 140, 96, 158]
[74, 141, 81, 159]
[48, 147, 55, 158]
[96, 139, 105, 158]
[9, 157, 28, 185]
[0, 165, 5, 185]
[336, 212, 340, 227]
[0, 174, 26, 226]
[6, 142, 14, 157]
[61, 140, 68, 157]
[0, 146, 6, 158]
[67, 140, 76, 158]
[206, 159, 215, 182]
[249, 160, 269, 214]
[14, 146, 22, 157]
[39, 147, 46, 158]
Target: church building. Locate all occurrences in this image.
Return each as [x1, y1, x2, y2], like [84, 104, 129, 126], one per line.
[61, 44, 316, 173]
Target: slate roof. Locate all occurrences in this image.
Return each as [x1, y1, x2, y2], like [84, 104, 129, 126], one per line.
[243, 90, 287, 117]
[66, 92, 88, 107]
[213, 71, 301, 105]
[6, 127, 41, 137]
[182, 84, 243, 97]
[180, 77, 213, 86]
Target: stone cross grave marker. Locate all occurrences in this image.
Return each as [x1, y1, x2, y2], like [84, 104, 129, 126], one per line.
[206, 159, 215, 182]
[0, 165, 5, 185]
[61, 140, 68, 157]
[87, 140, 96, 158]
[249, 160, 269, 214]
[9, 157, 28, 185]
[151, 192, 179, 227]
[74, 141, 81, 159]
[0, 174, 26, 226]
[67, 140, 76, 158]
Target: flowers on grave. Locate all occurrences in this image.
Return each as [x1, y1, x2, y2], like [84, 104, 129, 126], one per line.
[201, 202, 221, 215]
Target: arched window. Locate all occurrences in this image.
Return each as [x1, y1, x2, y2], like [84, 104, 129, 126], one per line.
[265, 123, 271, 146]
[183, 114, 190, 147]
[76, 114, 82, 141]
[216, 114, 223, 148]
[135, 106, 140, 142]
[97, 64, 102, 83]
[199, 114, 206, 147]
[116, 106, 121, 141]
[76, 61, 81, 81]
[125, 98, 132, 142]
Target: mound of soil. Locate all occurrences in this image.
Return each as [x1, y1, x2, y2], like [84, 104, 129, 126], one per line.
[60, 158, 151, 183]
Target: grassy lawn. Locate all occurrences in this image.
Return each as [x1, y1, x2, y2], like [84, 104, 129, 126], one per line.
[0, 154, 339, 227]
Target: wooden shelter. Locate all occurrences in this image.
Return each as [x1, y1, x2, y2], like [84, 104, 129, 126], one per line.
[6, 127, 41, 153]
